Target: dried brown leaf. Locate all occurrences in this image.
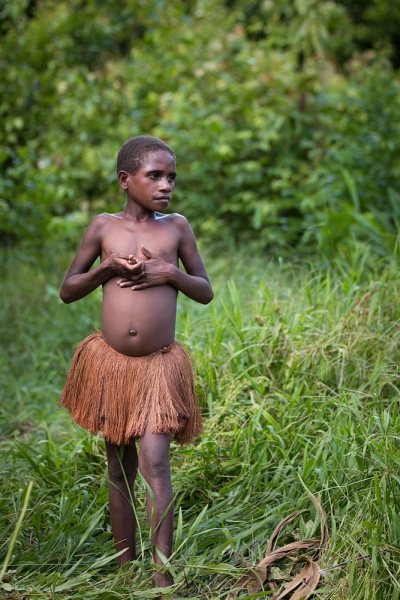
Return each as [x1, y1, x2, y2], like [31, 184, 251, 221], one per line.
[273, 559, 320, 600]
[227, 499, 328, 600]
[266, 510, 308, 555]
[227, 567, 266, 600]
[259, 539, 322, 569]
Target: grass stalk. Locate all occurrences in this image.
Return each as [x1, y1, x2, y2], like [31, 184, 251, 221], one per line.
[0, 480, 33, 581]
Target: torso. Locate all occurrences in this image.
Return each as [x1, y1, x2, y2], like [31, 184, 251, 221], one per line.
[99, 213, 180, 356]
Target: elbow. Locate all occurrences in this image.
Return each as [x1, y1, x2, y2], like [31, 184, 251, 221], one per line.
[60, 287, 73, 304]
[201, 288, 214, 305]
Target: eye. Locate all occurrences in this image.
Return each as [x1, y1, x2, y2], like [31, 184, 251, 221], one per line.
[149, 172, 160, 180]
[168, 174, 176, 183]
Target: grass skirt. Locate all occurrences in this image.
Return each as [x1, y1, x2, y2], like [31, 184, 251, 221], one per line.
[60, 333, 203, 445]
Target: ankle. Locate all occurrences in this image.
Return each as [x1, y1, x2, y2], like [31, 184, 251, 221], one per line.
[153, 571, 173, 588]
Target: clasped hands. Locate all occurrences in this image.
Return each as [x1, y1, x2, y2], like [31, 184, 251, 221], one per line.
[113, 245, 170, 290]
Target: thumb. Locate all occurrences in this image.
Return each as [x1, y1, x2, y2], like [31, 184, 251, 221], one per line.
[141, 245, 154, 259]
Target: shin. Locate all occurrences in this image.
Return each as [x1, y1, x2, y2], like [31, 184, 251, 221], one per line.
[138, 416, 174, 588]
[106, 441, 138, 566]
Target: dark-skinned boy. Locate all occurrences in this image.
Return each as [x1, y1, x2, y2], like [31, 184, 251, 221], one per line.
[60, 136, 213, 599]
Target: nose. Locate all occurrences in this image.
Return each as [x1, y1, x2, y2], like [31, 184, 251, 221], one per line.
[158, 177, 172, 191]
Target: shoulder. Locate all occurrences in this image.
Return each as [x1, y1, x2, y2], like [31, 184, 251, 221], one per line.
[86, 212, 120, 231]
[161, 212, 191, 230]
[80, 213, 119, 246]
[92, 212, 121, 223]
[164, 214, 200, 253]
[162, 213, 195, 241]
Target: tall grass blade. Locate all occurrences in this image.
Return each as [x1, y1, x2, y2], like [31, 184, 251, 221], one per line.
[0, 481, 33, 581]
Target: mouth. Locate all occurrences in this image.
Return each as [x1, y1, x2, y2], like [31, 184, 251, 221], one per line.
[154, 196, 170, 201]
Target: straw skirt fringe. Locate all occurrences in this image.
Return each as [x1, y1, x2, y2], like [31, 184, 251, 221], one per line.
[60, 333, 203, 445]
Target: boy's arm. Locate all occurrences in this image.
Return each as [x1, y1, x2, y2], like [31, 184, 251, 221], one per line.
[60, 216, 144, 304]
[119, 217, 213, 305]
[169, 216, 214, 304]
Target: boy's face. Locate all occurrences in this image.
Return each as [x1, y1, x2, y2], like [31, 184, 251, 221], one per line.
[118, 150, 176, 213]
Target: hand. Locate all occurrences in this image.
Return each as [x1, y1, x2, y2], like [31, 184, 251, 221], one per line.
[108, 253, 145, 282]
[117, 245, 172, 290]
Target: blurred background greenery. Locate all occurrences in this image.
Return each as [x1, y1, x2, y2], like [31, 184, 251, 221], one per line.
[2, 3, 400, 598]
[1, 0, 400, 256]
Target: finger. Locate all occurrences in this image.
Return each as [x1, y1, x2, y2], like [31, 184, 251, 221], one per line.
[118, 279, 134, 287]
[130, 263, 145, 276]
[131, 271, 145, 281]
[141, 245, 154, 259]
[118, 269, 144, 283]
[128, 262, 143, 274]
[123, 260, 143, 274]
[131, 283, 150, 290]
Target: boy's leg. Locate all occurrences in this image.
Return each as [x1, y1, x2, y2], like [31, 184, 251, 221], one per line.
[138, 414, 174, 589]
[106, 441, 138, 567]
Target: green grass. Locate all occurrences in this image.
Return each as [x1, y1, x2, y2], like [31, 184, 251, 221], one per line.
[1, 242, 400, 599]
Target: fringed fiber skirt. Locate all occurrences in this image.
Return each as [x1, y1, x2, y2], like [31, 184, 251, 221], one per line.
[60, 333, 203, 445]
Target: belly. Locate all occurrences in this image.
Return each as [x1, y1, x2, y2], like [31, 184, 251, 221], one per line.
[101, 277, 177, 356]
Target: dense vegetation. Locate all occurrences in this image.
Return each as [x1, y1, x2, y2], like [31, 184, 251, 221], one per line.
[1, 0, 400, 253]
[1, 247, 400, 598]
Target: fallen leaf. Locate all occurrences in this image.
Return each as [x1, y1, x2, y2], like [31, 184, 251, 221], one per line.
[273, 558, 320, 600]
[227, 496, 328, 600]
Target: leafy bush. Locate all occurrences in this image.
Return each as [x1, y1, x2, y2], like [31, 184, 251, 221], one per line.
[1, 0, 400, 255]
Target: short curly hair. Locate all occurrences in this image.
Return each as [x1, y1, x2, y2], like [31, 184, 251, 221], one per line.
[116, 135, 175, 175]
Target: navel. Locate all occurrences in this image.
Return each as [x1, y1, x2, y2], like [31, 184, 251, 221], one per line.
[129, 329, 137, 336]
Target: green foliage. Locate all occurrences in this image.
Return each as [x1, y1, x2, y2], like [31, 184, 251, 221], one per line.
[337, 0, 400, 66]
[1, 244, 400, 598]
[1, 0, 400, 255]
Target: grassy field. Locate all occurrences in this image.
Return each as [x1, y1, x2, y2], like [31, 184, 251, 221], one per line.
[1, 243, 400, 599]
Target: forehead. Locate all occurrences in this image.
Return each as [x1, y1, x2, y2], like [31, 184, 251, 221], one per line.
[141, 150, 176, 171]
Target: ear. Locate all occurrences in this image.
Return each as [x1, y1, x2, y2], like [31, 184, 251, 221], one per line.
[118, 170, 129, 190]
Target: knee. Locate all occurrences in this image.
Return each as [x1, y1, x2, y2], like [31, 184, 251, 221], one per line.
[109, 462, 137, 490]
[139, 449, 170, 481]
[107, 448, 137, 486]
[110, 462, 137, 485]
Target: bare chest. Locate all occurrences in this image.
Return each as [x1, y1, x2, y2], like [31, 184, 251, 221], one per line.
[101, 219, 179, 264]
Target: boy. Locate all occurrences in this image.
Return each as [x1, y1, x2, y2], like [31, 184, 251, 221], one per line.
[60, 135, 213, 598]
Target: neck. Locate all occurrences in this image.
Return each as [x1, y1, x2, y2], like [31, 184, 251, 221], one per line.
[121, 204, 155, 222]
